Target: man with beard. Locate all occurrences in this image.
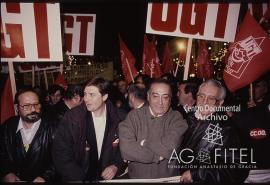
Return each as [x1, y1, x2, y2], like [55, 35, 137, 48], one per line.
[0, 89, 55, 182]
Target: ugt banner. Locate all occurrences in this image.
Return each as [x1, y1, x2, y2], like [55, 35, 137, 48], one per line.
[1, 3, 63, 62]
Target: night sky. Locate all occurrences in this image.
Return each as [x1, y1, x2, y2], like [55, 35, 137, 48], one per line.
[61, 2, 171, 70]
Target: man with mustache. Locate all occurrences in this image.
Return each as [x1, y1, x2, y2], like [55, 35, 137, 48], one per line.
[0, 89, 55, 182]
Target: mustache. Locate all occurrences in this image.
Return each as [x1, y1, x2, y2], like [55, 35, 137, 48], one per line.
[26, 112, 40, 117]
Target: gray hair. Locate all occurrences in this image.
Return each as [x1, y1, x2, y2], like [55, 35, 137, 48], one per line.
[198, 79, 226, 100]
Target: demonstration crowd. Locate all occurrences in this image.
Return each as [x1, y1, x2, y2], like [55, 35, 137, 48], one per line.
[1, 72, 269, 183]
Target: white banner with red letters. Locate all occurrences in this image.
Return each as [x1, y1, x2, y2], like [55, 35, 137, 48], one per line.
[1, 3, 63, 62]
[146, 3, 241, 42]
[63, 13, 96, 56]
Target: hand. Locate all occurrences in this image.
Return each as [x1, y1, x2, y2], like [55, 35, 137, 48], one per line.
[101, 165, 118, 180]
[33, 176, 45, 183]
[3, 173, 20, 182]
[247, 99, 256, 108]
[180, 170, 193, 183]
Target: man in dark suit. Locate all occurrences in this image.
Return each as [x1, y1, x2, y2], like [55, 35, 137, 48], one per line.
[52, 77, 125, 182]
[50, 84, 84, 125]
[0, 89, 55, 182]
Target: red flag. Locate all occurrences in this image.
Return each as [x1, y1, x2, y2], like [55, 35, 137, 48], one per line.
[118, 35, 138, 84]
[142, 35, 161, 78]
[223, 11, 270, 92]
[162, 42, 173, 74]
[248, 3, 270, 32]
[1, 76, 15, 124]
[196, 40, 214, 79]
[55, 73, 67, 90]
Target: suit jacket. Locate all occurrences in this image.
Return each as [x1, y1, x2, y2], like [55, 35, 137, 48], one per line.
[52, 100, 125, 182]
[0, 116, 55, 181]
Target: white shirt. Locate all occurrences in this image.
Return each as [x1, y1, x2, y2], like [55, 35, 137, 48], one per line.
[149, 106, 163, 117]
[136, 102, 145, 109]
[16, 118, 41, 151]
[91, 106, 107, 159]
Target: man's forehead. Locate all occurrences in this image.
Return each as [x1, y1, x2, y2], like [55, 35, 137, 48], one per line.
[19, 92, 38, 101]
[84, 85, 100, 93]
[199, 84, 219, 95]
[151, 84, 170, 94]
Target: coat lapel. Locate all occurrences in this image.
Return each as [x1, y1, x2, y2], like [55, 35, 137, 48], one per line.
[86, 111, 98, 161]
[25, 120, 44, 157]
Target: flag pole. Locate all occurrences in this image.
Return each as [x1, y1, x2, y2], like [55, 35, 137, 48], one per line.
[32, 65, 35, 88]
[43, 70, 48, 90]
[174, 61, 180, 77]
[183, 38, 193, 80]
[125, 58, 135, 83]
[150, 59, 153, 78]
[60, 64, 63, 74]
[249, 83, 254, 101]
[8, 61, 17, 99]
[8, 61, 17, 116]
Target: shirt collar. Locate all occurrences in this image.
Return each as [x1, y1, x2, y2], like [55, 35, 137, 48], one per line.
[136, 102, 145, 109]
[16, 118, 41, 133]
[92, 105, 107, 119]
[149, 106, 163, 118]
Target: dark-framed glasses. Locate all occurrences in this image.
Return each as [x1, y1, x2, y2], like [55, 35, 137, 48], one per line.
[19, 103, 41, 111]
[196, 94, 218, 105]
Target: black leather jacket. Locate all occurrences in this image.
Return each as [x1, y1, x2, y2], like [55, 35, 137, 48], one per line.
[180, 111, 249, 183]
[0, 116, 56, 182]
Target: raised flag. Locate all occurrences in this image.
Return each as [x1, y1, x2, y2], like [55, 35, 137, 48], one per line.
[119, 35, 138, 84]
[55, 73, 67, 90]
[223, 11, 270, 92]
[196, 40, 214, 79]
[1, 76, 15, 124]
[142, 35, 161, 78]
[162, 42, 174, 74]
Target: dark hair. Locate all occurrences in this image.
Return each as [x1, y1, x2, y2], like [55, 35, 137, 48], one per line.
[64, 84, 84, 100]
[48, 85, 64, 96]
[15, 88, 40, 105]
[134, 74, 152, 89]
[85, 77, 110, 95]
[128, 84, 147, 101]
[148, 78, 171, 94]
[183, 83, 199, 99]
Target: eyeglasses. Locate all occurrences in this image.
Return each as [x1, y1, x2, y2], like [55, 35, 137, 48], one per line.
[196, 94, 218, 105]
[19, 103, 41, 111]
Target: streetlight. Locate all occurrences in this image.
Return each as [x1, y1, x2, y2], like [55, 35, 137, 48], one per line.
[177, 41, 185, 51]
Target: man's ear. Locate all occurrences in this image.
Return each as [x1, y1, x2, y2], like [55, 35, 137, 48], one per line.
[147, 92, 150, 102]
[73, 95, 81, 103]
[102, 94, 108, 101]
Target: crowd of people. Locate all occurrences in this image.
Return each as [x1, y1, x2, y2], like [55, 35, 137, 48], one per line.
[0, 72, 269, 183]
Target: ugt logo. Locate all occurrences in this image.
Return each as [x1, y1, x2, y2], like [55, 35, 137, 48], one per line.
[225, 36, 265, 79]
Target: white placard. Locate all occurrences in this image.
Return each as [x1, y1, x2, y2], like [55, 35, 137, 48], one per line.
[1, 3, 63, 61]
[63, 13, 96, 56]
[146, 3, 240, 42]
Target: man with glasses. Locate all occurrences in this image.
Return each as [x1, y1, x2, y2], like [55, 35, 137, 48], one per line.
[52, 77, 125, 182]
[0, 89, 55, 182]
[179, 79, 248, 183]
[119, 78, 188, 179]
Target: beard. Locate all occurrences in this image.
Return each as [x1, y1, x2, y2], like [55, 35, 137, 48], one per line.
[21, 112, 41, 123]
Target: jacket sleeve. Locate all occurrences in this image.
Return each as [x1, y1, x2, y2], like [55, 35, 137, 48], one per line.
[190, 126, 249, 183]
[0, 123, 16, 179]
[111, 127, 128, 176]
[145, 112, 188, 159]
[40, 126, 56, 181]
[119, 113, 160, 164]
[52, 117, 85, 181]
